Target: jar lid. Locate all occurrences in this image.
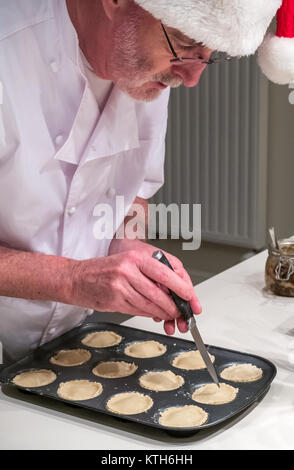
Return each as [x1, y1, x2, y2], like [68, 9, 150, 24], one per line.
[268, 236, 294, 257]
[279, 238, 294, 256]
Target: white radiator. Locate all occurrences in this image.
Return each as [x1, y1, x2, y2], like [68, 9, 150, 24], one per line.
[153, 57, 269, 250]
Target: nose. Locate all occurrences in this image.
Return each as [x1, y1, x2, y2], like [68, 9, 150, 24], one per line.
[173, 62, 207, 87]
[173, 47, 213, 88]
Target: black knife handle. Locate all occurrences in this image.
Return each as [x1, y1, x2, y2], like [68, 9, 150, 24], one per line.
[152, 250, 194, 323]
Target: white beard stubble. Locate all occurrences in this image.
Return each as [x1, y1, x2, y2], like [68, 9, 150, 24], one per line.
[110, 12, 183, 102]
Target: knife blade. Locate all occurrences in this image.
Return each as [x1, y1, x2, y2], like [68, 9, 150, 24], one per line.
[152, 250, 220, 387]
[188, 316, 219, 387]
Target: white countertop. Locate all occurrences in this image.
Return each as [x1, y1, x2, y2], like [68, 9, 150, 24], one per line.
[1, 250, 294, 450]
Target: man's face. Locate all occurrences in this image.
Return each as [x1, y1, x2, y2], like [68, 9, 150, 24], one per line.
[108, 5, 212, 102]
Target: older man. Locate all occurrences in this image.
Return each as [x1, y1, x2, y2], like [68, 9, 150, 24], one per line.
[0, 0, 285, 362]
[0, 0, 207, 363]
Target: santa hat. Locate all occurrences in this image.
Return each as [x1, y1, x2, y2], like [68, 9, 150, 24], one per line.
[258, 0, 294, 84]
[134, 0, 294, 85]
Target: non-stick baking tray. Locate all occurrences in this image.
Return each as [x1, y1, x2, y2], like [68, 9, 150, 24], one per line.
[0, 322, 277, 436]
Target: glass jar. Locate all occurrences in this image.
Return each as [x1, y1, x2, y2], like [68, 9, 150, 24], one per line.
[265, 238, 294, 297]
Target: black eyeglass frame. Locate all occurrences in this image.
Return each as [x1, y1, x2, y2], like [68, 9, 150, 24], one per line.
[161, 23, 233, 65]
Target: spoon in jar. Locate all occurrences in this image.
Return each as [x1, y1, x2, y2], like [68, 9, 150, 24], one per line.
[269, 227, 279, 252]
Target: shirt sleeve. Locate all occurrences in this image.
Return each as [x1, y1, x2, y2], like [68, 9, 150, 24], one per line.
[136, 88, 170, 200]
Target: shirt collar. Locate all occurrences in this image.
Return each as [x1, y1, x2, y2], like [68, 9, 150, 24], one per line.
[84, 85, 139, 162]
[54, 83, 139, 164]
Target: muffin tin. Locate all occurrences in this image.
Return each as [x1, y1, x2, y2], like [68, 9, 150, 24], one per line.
[0, 322, 277, 436]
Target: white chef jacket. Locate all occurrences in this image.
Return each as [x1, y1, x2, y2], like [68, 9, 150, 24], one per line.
[0, 0, 170, 362]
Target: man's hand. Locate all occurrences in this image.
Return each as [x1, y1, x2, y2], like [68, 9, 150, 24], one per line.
[107, 238, 202, 335]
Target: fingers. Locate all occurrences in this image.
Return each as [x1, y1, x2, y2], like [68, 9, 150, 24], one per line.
[126, 284, 175, 321]
[155, 282, 170, 296]
[139, 252, 202, 316]
[129, 273, 181, 320]
[172, 264, 202, 315]
[124, 249, 202, 326]
[176, 316, 189, 333]
[161, 251, 184, 273]
[139, 255, 194, 301]
[190, 294, 202, 315]
[164, 317, 189, 336]
[123, 300, 155, 319]
[164, 320, 175, 336]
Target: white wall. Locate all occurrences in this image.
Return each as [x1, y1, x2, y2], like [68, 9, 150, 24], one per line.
[152, 75, 294, 284]
[267, 83, 294, 240]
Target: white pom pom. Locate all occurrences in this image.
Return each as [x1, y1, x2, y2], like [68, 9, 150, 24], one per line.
[258, 33, 294, 85]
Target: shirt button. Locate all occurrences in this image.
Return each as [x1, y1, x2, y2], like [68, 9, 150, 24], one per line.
[55, 134, 64, 146]
[50, 61, 59, 73]
[68, 206, 77, 216]
[107, 187, 116, 199]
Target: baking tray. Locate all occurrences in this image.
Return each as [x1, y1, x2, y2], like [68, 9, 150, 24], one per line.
[0, 322, 277, 436]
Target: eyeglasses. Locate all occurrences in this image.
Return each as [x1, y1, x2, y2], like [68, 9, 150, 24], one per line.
[161, 23, 234, 65]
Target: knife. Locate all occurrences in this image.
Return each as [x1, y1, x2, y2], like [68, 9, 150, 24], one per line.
[152, 250, 220, 387]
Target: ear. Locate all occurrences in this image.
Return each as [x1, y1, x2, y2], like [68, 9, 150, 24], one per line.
[101, 0, 130, 21]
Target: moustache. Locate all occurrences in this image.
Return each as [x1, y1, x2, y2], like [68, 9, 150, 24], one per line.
[153, 73, 183, 88]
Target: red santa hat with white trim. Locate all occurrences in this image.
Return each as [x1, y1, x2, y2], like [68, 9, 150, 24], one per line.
[134, 0, 294, 85]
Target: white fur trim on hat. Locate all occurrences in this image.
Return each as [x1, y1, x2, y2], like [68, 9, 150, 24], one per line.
[134, 0, 282, 56]
[258, 33, 294, 84]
